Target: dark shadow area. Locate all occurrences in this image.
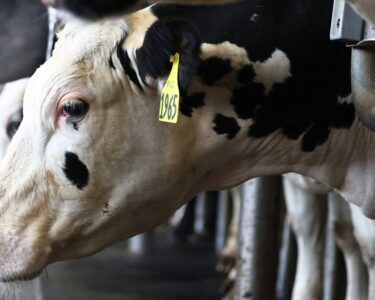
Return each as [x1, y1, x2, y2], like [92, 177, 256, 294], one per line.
[42, 230, 224, 300]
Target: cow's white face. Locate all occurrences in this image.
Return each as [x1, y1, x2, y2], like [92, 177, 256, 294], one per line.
[0, 10, 206, 281]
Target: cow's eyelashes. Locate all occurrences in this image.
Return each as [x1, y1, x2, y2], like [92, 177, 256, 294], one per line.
[62, 99, 89, 123]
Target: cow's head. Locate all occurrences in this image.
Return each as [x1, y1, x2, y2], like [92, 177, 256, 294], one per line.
[0, 8, 204, 281]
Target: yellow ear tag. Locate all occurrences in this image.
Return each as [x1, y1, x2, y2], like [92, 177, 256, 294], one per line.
[159, 53, 180, 124]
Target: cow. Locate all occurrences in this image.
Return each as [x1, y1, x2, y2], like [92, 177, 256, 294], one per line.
[0, 79, 43, 300]
[284, 174, 368, 300]
[350, 204, 375, 299]
[0, 0, 372, 282]
[283, 174, 330, 300]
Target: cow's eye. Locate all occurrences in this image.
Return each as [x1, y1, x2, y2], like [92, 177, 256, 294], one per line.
[62, 99, 89, 123]
[6, 120, 21, 139]
[6, 109, 23, 139]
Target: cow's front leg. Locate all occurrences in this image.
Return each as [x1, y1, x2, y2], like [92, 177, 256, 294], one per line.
[283, 175, 327, 300]
[350, 204, 375, 300]
[330, 193, 368, 300]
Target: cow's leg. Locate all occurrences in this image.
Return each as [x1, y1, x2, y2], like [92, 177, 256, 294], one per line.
[350, 204, 375, 300]
[283, 175, 327, 300]
[329, 193, 367, 300]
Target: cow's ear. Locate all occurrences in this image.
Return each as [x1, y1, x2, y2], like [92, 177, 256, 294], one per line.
[136, 19, 201, 93]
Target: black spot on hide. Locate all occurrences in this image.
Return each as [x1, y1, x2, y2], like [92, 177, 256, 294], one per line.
[237, 65, 256, 84]
[180, 93, 206, 117]
[63, 152, 89, 190]
[330, 103, 355, 129]
[301, 124, 330, 152]
[213, 114, 240, 140]
[231, 83, 265, 120]
[198, 57, 232, 85]
[116, 44, 142, 89]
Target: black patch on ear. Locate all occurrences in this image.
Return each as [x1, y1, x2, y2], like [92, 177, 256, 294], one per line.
[116, 45, 142, 89]
[180, 92, 205, 117]
[237, 65, 256, 84]
[198, 57, 232, 85]
[136, 19, 201, 93]
[213, 114, 240, 140]
[109, 56, 116, 70]
[63, 152, 89, 190]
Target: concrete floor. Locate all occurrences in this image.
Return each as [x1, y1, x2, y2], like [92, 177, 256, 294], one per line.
[40, 235, 224, 300]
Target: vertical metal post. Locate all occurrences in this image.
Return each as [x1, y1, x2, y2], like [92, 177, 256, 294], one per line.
[128, 232, 153, 255]
[216, 190, 230, 253]
[194, 193, 207, 235]
[235, 176, 282, 300]
[275, 218, 297, 300]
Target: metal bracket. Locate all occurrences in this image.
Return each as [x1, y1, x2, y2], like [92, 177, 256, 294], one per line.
[330, 0, 364, 42]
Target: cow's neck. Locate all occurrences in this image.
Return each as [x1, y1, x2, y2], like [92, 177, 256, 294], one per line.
[178, 90, 375, 215]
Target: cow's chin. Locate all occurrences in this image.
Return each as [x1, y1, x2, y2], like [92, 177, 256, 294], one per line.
[0, 234, 51, 282]
[1, 269, 43, 282]
[0, 254, 48, 282]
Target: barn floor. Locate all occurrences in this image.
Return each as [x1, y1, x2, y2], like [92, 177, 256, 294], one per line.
[41, 233, 225, 300]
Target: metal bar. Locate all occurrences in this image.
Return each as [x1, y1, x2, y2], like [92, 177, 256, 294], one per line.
[216, 190, 230, 253]
[275, 218, 297, 300]
[194, 193, 207, 235]
[351, 45, 375, 131]
[128, 233, 153, 255]
[234, 176, 282, 300]
[331, 0, 364, 41]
